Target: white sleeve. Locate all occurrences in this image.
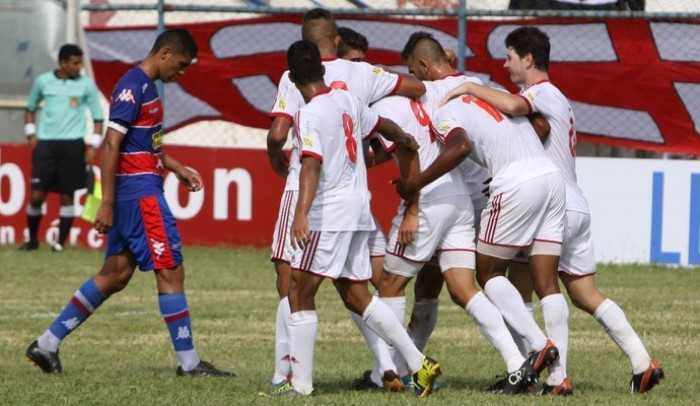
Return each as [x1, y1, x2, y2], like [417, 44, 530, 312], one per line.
[270, 71, 303, 121]
[361, 62, 400, 103]
[520, 84, 554, 117]
[298, 111, 323, 162]
[433, 104, 464, 143]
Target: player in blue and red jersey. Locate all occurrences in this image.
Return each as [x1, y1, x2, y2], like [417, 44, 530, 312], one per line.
[26, 29, 233, 377]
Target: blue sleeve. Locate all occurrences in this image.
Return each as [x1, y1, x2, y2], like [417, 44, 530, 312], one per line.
[108, 77, 142, 129]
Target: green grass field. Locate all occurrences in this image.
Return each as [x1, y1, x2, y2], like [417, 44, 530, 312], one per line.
[0, 246, 697, 405]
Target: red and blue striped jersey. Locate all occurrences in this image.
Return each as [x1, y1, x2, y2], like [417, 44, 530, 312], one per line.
[107, 66, 165, 201]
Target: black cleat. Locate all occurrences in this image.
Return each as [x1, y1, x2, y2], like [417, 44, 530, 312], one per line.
[487, 360, 538, 395]
[528, 339, 559, 375]
[26, 340, 62, 373]
[630, 359, 664, 393]
[176, 360, 235, 377]
[18, 241, 39, 251]
[540, 377, 574, 396]
[351, 370, 381, 390]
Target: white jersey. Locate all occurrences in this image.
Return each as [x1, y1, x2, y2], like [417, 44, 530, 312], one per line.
[520, 81, 590, 214]
[434, 96, 558, 189]
[270, 59, 400, 191]
[297, 88, 379, 231]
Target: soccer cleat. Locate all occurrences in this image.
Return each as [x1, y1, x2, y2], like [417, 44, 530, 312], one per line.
[412, 357, 442, 397]
[540, 377, 574, 396]
[51, 243, 64, 252]
[26, 340, 62, 373]
[351, 370, 380, 390]
[630, 359, 664, 393]
[528, 339, 559, 375]
[382, 370, 404, 392]
[487, 360, 538, 395]
[269, 381, 304, 397]
[176, 360, 235, 377]
[18, 241, 39, 251]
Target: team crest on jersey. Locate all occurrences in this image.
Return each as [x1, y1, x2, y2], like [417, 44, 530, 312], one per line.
[152, 130, 164, 150]
[437, 121, 451, 133]
[115, 88, 136, 104]
[69, 97, 79, 108]
[372, 67, 384, 75]
[278, 97, 286, 110]
[302, 135, 314, 147]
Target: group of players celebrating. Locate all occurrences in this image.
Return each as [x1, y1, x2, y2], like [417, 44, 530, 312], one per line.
[25, 7, 663, 399]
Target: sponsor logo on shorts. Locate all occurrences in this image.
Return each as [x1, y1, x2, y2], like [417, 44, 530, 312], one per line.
[151, 238, 165, 258]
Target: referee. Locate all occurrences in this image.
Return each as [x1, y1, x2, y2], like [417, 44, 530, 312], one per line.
[20, 44, 104, 252]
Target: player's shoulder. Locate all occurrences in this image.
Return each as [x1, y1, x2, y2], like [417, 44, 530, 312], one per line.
[35, 71, 55, 85]
[115, 67, 148, 89]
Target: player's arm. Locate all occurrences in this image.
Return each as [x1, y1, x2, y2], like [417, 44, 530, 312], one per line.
[528, 113, 551, 144]
[24, 78, 43, 148]
[94, 128, 124, 234]
[396, 128, 472, 201]
[442, 81, 530, 116]
[85, 80, 105, 160]
[267, 116, 292, 177]
[364, 137, 393, 168]
[162, 154, 202, 192]
[395, 145, 420, 245]
[291, 157, 320, 249]
[394, 74, 426, 99]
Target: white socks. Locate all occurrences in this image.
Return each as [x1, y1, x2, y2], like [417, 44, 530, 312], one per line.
[381, 296, 410, 376]
[505, 302, 535, 357]
[272, 297, 291, 384]
[177, 349, 201, 372]
[350, 310, 396, 386]
[594, 299, 651, 374]
[408, 298, 439, 352]
[541, 293, 569, 386]
[483, 276, 548, 352]
[37, 330, 60, 353]
[289, 311, 318, 395]
[466, 292, 526, 373]
[363, 296, 424, 373]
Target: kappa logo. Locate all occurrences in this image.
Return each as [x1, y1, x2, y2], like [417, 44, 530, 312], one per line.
[175, 326, 191, 340]
[115, 88, 135, 104]
[62, 317, 80, 331]
[151, 238, 165, 258]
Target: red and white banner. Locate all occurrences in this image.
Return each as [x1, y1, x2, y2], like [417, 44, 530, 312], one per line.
[85, 15, 700, 154]
[0, 145, 400, 248]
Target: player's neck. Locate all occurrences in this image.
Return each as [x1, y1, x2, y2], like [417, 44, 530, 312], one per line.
[300, 82, 330, 103]
[318, 48, 337, 61]
[138, 60, 160, 81]
[523, 70, 549, 87]
[55, 69, 72, 80]
[434, 64, 458, 80]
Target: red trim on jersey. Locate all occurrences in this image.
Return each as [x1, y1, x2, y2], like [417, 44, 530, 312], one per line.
[70, 296, 91, 316]
[301, 151, 323, 162]
[269, 112, 293, 122]
[390, 75, 403, 95]
[532, 79, 550, 86]
[321, 57, 338, 62]
[117, 152, 163, 176]
[133, 98, 163, 127]
[139, 196, 176, 269]
[446, 72, 463, 78]
[309, 86, 332, 101]
[164, 310, 190, 323]
[518, 94, 533, 115]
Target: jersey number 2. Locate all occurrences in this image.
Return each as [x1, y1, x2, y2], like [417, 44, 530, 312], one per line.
[410, 99, 437, 142]
[343, 113, 357, 163]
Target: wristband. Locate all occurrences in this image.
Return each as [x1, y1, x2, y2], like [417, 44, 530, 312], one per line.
[24, 123, 37, 136]
[85, 134, 103, 148]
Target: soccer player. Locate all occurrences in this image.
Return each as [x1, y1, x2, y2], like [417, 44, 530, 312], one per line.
[25, 29, 232, 378]
[337, 26, 368, 62]
[441, 26, 663, 394]
[20, 44, 104, 252]
[276, 40, 440, 398]
[266, 8, 426, 389]
[397, 43, 570, 393]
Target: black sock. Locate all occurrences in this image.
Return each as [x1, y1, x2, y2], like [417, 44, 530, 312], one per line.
[58, 216, 74, 246]
[27, 214, 42, 243]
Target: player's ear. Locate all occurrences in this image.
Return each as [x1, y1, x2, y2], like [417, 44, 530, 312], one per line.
[523, 53, 534, 69]
[334, 34, 341, 49]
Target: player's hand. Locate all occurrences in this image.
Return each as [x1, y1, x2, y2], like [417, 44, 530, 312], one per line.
[396, 133, 419, 152]
[27, 135, 38, 149]
[85, 146, 97, 165]
[291, 215, 310, 250]
[176, 167, 203, 192]
[481, 177, 492, 198]
[399, 212, 418, 245]
[393, 178, 419, 201]
[94, 203, 113, 234]
[272, 153, 290, 178]
[441, 82, 472, 107]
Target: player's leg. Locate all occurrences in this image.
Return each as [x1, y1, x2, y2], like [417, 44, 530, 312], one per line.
[27, 250, 137, 373]
[54, 193, 75, 251]
[21, 141, 54, 250]
[407, 262, 443, 352]
[53, 139, 87, 251]
[270, 190, 296, 385]
[505, 259, 535, 356]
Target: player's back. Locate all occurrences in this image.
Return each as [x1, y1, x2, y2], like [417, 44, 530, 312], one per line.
[297, 88, 375, 231]
[371, 95, 467, 201]
[436, 95, 556, 184]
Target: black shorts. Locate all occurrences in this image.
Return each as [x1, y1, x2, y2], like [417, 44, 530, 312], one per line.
[31, 139, 87, 194]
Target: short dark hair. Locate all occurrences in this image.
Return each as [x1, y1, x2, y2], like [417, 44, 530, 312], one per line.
[303, 8, 334, 24]
[58, 44, 83, 62]
[401, 31, 447, 62]
[338, 27, 368, 57]
[150, 28, 198, 59]
[287, 40, 324, 85]
[505, 27, 550, 71]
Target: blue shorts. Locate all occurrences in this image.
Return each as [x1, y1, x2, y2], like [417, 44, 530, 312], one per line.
[106, 194, 183, 271]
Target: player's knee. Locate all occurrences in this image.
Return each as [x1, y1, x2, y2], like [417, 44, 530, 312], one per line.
[378, 272, 405, 297]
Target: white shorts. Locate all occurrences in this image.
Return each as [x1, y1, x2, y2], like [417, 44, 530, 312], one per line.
[290, 230, 371, 281]
[477, 172, 565, 260]
[559, 210, 596, 276]
[369, 216, 387, 258]
[271, 190, 298, 263]
[385, 195, 476, 277]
